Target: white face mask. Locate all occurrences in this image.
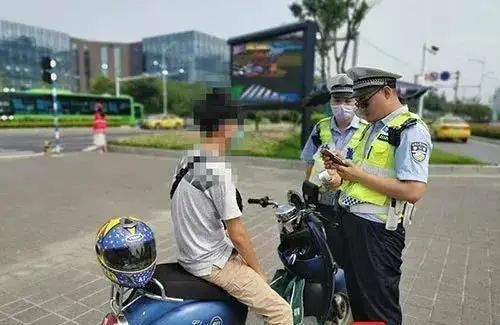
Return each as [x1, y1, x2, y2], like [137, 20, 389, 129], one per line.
[331, 104, 355, 124]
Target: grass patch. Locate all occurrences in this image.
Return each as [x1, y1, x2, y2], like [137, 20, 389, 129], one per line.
[470, 123, 500, 140]
[110, 130, 200, 150]
[112, 129, 483, 164]
[429, 148, 483, 164]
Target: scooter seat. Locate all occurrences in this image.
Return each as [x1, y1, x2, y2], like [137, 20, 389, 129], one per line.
[143, 263, 235, 301]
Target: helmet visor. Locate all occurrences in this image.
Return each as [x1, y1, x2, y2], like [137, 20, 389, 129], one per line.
[103, 239, 156, 272]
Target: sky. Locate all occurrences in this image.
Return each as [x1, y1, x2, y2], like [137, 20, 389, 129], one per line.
[1, 0, 499, 103]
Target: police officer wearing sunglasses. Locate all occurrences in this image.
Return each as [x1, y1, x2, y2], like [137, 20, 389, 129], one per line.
[323, 67, 432, 324]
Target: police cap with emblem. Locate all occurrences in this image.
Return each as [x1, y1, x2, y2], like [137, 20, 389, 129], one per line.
[346, 67, 402, 100]
[327, 73, 353, 99]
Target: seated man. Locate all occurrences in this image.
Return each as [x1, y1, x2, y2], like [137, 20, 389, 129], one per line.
[169, 88, 292, 325]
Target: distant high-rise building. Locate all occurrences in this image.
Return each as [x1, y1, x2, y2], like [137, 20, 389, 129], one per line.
[143, 31, 229, 86]
[0, 20, 75, 90]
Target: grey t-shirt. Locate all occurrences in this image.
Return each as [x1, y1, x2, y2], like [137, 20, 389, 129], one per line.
[170, 149, 242, 277]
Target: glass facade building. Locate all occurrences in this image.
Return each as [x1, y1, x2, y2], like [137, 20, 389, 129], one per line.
[1, 20, 229, 92]
[0, 20, 76, 91]
[143, 31, 229, 86]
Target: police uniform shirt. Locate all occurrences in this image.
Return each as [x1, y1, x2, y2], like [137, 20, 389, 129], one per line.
[300, 115, 362, 164]
[343, 105, 432, 223]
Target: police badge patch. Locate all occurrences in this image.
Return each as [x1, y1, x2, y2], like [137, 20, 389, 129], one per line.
[411, 142, 428, 162]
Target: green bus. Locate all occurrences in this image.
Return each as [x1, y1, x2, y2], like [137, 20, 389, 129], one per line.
[0, 89, 144, 126]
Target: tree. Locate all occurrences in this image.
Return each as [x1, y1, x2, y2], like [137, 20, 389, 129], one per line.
[452, 103, 492, 122]
[121, 77, 162, 114]
[424, 90, 448, 112]
[89, 76, 115, 95]
[120, 78, 205, 116]
[166, 81, 206, 117]
[290, 0, 372, 81]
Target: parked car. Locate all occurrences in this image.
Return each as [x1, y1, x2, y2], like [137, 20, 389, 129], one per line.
[431, 115, 471, 142]
[142, 114, 184, 129]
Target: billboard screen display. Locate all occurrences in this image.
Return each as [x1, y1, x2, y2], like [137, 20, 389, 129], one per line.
[230, 30, 306, 106]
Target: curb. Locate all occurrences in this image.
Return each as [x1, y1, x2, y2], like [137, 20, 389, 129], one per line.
[109, 145, 500, 175]
[470, 136, 500, 146]
[0, 152, 44, 160]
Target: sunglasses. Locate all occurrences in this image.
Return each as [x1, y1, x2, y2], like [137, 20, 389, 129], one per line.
[355, 86, 385, 109]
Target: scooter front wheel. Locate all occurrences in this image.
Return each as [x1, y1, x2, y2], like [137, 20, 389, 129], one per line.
[331, 292, 352, 324]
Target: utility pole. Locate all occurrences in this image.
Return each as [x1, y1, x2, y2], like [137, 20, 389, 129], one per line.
[453, 71, 460, 104]
[352, 32, 359, 67]
[417, 43, 440, 117]
[162, 50, 167, 116]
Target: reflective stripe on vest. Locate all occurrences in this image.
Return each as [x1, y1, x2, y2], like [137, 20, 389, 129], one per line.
[341, 111, 427, 221]
[309, 117, 334, 187]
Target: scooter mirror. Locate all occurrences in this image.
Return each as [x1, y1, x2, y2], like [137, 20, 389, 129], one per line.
[287, 190, 305, 210]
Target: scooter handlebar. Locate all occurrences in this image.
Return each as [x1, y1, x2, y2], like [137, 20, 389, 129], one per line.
[247, 198, 263, 204]
[247, 196, 274, 208]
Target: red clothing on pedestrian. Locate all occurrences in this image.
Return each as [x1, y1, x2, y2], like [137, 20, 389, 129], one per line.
[92, 115, 107, 133]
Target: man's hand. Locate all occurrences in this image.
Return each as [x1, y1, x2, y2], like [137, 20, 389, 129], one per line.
[331, 160, 365, 182]
[325, 169, 342, 188]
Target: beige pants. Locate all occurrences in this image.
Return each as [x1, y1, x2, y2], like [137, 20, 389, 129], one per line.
[202, 254, 293, 325]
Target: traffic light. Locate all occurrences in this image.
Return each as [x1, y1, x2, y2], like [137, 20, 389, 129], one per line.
[41, 56, 57, 84]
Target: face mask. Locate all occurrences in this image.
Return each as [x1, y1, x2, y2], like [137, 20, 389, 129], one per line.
[331, 104, 355, 123]
[230, 129, 244, 147]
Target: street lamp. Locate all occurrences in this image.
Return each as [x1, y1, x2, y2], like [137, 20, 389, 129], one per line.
[469, 58, 486, 101]
[152, 46, 184, 116]
[158, 67, 185, 116]
[417, 43, 440, 117]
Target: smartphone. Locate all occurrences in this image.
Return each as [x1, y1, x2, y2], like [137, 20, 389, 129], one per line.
[320, 148, 349, 167]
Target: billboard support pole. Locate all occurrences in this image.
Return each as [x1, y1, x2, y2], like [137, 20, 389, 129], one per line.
[300, 22, 318, 149]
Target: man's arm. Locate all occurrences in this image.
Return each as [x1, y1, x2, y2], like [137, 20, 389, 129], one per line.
[300, 125, 320, 180]
[352, 172, 426, 203]
[305, 163, 313, 180]
[225, 217, 266, 279]
[206, 178, 266, 280]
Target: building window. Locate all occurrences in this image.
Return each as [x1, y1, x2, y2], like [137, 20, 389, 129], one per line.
[101, 46, 108, 76]
[114, 47, 121, 77]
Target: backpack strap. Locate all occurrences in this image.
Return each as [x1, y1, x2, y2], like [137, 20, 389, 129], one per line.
[169, 156, 201, 199]
[169, 156, 244, 212]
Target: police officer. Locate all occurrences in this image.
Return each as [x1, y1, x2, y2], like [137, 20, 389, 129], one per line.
[300, 73, 368, 264]
[323, 67, 432, 324]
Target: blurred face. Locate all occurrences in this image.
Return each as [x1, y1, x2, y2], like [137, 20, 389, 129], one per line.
[217, 119, 244, 148]
[354, 86, 392, 122]
[220, 119, 239, 139]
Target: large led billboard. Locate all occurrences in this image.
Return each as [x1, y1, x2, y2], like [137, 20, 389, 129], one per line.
[228, 21, 317, 108]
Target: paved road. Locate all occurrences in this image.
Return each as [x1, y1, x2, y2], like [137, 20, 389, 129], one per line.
[0, 128, 151, 154]
[433, 137, 500, 165]
[0, 153, 499, 325]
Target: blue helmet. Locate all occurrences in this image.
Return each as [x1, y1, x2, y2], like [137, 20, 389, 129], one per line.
[95, 217, 157, 288]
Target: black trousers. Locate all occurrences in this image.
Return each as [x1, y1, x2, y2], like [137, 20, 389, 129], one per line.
[319, 205, 406, 325]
